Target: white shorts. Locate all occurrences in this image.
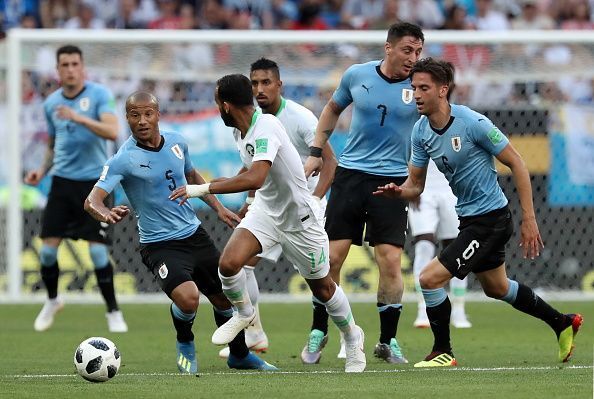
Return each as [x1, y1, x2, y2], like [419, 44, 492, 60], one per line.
[258, 196, 327, 264]
[408, 190, 459, 240]
[238, 203, 329, 279]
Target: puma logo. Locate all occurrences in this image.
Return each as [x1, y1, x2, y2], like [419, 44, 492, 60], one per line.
[362, 84, 372, 93]
[140, 161, 152, 169]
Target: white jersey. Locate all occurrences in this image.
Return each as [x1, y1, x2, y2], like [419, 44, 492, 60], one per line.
[424, 158, 451, 192]
[273, 97, 320, 193]
[233, 111, 317, 231]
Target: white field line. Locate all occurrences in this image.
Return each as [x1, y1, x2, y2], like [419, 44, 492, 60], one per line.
[2, 365, 592, 379]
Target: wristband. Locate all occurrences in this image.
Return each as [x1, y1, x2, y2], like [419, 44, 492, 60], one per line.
[309, 146, 323, 158]
[245, 196, 254, 205]
[186, 183, 211, 198]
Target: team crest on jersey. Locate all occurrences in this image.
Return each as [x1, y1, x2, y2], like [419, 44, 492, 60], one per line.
[171, 144, 184, 159]
[451, 136, 462, 152]
[158, 263, 168, 279]
[79, 97, 90, 111]
[246, 143, 255, 156]
[402, 89, 413, 104]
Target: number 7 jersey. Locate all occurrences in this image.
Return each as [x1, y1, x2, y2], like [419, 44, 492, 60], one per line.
[95, 131, 199, 243]
[332, 60, 419, 177]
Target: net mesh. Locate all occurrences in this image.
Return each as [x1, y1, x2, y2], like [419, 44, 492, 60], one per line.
[1, 32, 593, 297]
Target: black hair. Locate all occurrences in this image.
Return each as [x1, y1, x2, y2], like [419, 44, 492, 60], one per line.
[250, 57, 280, 80]
[387, 21, 425, 44]
[216, 74, 253, 106]
[411, 57, 455, 99]
[56, 45, 83, 63]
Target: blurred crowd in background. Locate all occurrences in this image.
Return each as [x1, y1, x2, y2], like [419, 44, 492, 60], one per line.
[2, 0, 594, 34]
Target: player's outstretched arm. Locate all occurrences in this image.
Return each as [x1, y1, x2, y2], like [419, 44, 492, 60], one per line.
[496, 144, 544, 259]
[305, 99, 344, 178]
[84, 186, 130, 224]
[373, 164, 427, 201]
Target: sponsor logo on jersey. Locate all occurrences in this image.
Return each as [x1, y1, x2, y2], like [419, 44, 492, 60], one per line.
[451, 136, 462, 152]
[99, 165, 109, 181]
[255, 138, 268, 154]
[246, 143, 255, 156]
[158, 263, 168, 279]
[361, 84, 372, 93]
[402, 89, 413, 104]
[79, 97, 90, 111]
[171, 144, 184, 159]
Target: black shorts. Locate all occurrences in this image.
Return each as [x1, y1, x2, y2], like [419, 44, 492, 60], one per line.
[325, 166, 408, 247]
[41, 176, 111, 244]
[438, 206, 514, 279]
[139, 226, 222, 297]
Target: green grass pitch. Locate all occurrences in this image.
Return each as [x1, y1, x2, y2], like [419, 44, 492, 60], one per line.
[0, 301, 592, 399]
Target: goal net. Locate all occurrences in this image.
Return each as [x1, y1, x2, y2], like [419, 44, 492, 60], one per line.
[1, 29, 593, 302]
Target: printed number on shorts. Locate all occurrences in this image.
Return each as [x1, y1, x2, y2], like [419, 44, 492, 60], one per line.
[456, 239, 479, 270]
[308, 249, 327, 274]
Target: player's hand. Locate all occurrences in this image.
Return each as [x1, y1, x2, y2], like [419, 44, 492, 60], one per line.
[24, 169, 44, 186]
[104, 205, 130, 224]
[169, 184, 210, 205]
[304, 156, 323, 178]
[372, 183, 403, 198]
[56, 105, 80, 122]
[217, 206, 241, 229]
[519, 216, 544, 260]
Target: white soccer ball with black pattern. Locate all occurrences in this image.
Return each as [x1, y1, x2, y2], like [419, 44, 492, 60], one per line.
[74, 337, 121, 382]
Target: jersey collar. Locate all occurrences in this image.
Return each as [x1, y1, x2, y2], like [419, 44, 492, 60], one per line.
[274, 97, 287, 116]
[430, 116, 455, 136]
[245, 109, 261, 139]
[376, 61, 409, 84]
[135, 134, 165, 152]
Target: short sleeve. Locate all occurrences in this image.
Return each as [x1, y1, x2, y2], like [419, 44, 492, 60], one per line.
[300, 108, 318, 147]
[96, 85, 116, 116]
[410, 121, 429, 168]
[252, 119, 282, 164]
[180, 140, 194, 174]
[95, 155, 124, 194]
[332, 65, 356, 109]
[470, 117, 509, 156]
[44, 101, 55, 137]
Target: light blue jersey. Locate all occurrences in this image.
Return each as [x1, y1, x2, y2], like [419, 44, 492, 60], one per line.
[95, 131, 199, 243]
[410, 104, 509, 217]
[333, 60, 419, 176]
[44, 81, 116, 181]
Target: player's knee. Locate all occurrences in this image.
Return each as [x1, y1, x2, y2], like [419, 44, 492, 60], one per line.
[177, 292, 199, 313]
[484, 285, 508, 299]
[218, 255, 242, 276]
[89, 244, 109, 269]
[39, 245, 58, 266]
[419, 270, 439, 289]
[307, 277, 334, 302]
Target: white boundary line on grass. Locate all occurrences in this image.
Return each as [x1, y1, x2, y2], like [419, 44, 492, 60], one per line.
[3, 365, 591, 379]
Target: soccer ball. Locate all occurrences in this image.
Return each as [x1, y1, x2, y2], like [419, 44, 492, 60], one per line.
[74, 337, 121, 382]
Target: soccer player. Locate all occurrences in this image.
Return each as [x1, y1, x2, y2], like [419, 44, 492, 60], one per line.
[85, 91, 276, 374]
[303, 21, 425, 364]
[217, 58, 338, 360]
[409, 159, 471, 329]
[169, 74, 366, 373]
[374, 57, 583, 367]
[24, 45, 127, 333]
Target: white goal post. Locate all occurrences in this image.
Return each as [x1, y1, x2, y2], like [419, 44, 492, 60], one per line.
[3, 29, 594, 301]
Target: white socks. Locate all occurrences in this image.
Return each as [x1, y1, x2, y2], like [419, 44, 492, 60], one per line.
[218, 268, 253, 317]
[323, 285, 358, 344]
[243, 265, 263, 330]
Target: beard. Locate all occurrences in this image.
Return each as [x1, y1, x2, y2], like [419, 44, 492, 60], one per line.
[220, 110, 235, 127]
